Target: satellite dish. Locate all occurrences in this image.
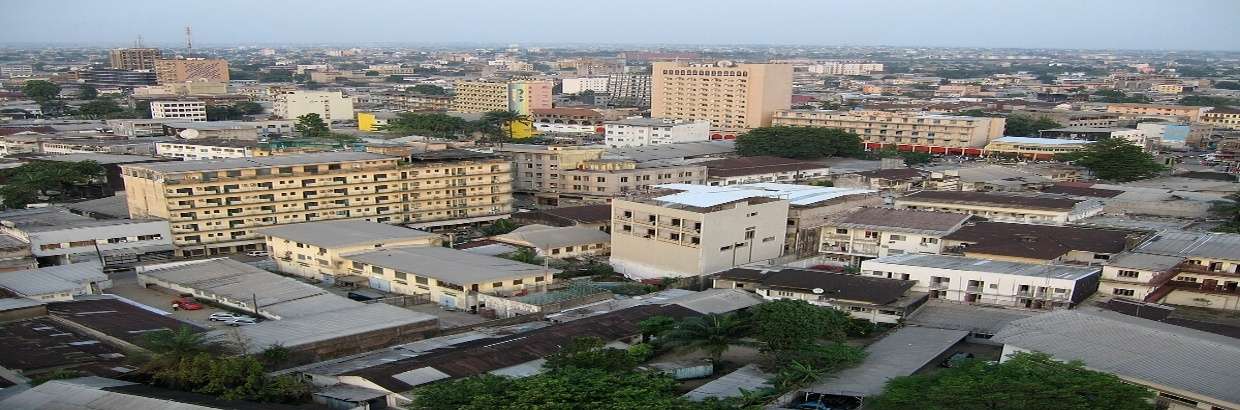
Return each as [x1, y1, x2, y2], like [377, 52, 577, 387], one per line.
[812, 288, 825, 294]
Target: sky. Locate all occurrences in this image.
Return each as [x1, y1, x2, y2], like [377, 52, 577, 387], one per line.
[2, 0, 1239, 51]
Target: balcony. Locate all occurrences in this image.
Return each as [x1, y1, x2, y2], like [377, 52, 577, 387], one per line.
[965, 285, 983, 293]
[929, 282, 949, 290]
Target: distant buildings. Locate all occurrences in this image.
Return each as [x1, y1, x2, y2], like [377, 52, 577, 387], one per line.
[807, 62, 884, 75]
[154, 58, 229, 84]
[78, 68, 157, 88]
[1105, 103, 1209, 122]
[0, 207, 172, 270]
[652, 61, 793, 131]
[451, 79, 553, 115]
[603, 118, 710, 148]
[894, 191, 1104, 224]
[983, 137, 1092, 160]
[607, 73, 652, 108]
[561, 77, 609, 94]
[274, 90, 355, 122]
[861, 254, 1100, 310]
[149, 100, 206, 122]
[1038, 127, 1157, 151]
[108, 48, 162, 70]
[772, 110, 1006, 151]
[1009, 109, 1121, 128]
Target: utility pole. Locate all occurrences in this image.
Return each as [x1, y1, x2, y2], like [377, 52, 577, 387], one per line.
[251, 293, 260, 316]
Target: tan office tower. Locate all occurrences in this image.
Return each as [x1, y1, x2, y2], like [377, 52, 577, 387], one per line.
[109, 48, 162, 70]
[154, 58, 230, 84]
[652, 61, 792, 131]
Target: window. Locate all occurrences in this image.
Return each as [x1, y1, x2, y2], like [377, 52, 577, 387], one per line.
[1112, 288, 1135, 297]
[416, 276, 428, 285]
[1117, 270, 1140, 278]
[394, 271, 408, 280]
[762, 236, 775, 242]
[835, 228, 848, 234]
[371, 266, 383, 274]
[921, 237, 938, 244]
[535, 276, 545, 282]
[492, 282, 503, 288]
[513, 279, 523, 285]
[864, 231, 879, 239]
[889, 234, 905, 241]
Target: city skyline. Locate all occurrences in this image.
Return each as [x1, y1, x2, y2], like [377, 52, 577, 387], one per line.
[2, 0, 1240, 51]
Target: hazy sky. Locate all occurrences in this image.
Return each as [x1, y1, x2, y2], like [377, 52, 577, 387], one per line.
[3, 0, 1239, 51]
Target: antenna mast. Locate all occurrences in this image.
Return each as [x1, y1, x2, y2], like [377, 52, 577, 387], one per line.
[185, 25, 193, 50]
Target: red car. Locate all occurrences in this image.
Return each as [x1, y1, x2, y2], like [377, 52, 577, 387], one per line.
[172, 298, 203, 311]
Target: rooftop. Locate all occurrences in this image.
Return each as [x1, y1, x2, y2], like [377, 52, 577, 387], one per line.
[905, 300, 1042, 335]
[992, 310, 1240, 406]
[31, 153, 165, 164]
[343, 245, 556, 284]
[835, 207, 971, 236]
[1041, 183, 1125, 198]
[121, 152, 396, 174]
[0, 262, 105, 297]
[64, 194, 132, 219]
[1131, 230, 1240, 261]
[647, 182, 873, 210]
[698, 155, 827, 178]
[849, 168, 929, 180]
[156, 138, 260, 148]
[1041, 126, 1135, 133]
[807, 327, 968, 397]
[492, 224, 610, 250]
[605, 117, 701, 127]
[139, 258, 328, 317]
[523, 204, 612, 225]
[1105, 251, 1186, 272]
[209, 302, 437, 350]
[48, 297, 204, 345]
[257, 220, 439, 249]
[715, 267, 915, 305]
[897, 190, 1086, 211]
[943, 221, 1141, 260]
[606, 140, 734, 162]
[990, 136, 1095, 145]
[866, 254, 1100, 280]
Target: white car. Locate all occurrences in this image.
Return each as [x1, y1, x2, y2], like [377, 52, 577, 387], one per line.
[209, 312, 253, 322]
[225, 317, 258, 326]
[246, 250, 270, 257]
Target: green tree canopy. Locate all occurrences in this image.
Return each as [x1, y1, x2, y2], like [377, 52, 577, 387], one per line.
[235, 101, 264, 115]
[1003, 114, 1061, 137]
[411, 84, 448, 95]
[866, 352, 1155, 410]
[207, 105, 244, 121]
[1178, 95, 1240, 108]
[1209, 192, 1240, 233]
[383, 112, 469, 138]
[294, 113, 329, 137]
[748, 299, 852, 352]
[544, 337, 641, 372]
[660, 313, 751, 360]
[78, 85, 98, 100]
[481, 110, 531, 140]
[22, 80, 61, 101]
[873, 146, 933, 165]
[76, 98, 125, 119]
[410, 367, 707, 410]
[1092, 89, 1152, 104]
[0, 160, 105, 208]
[735, 126, 864, 159]
[1214, 81, 1240, 90]
[1055, 137, 1165, 182]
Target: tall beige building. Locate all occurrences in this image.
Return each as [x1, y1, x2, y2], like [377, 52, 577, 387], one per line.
[120, 152, 513, 257]
[274, 90, 355, 122]
[651, 61, 793, 131]
[154, 58, 230, 84]
[109, 48, 162, 70]
[450, 79, 553, 114]
[772, 110, 1006, 150]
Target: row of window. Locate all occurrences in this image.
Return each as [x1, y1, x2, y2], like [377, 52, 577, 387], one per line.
[39, 234, 163, 250]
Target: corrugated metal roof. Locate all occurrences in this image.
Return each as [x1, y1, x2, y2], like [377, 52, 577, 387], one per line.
[0, 262, 104, 297]
[492, 224, 610, 250]
[865, 254, 1099, 280]
[257, 220, 439, 249]
[124, 152, 395, 173]
[807, 327, 967, 397]
[344, 246, 557, 284]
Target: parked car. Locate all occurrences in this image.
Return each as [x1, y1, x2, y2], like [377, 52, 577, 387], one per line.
[246, 250, 270, 257]
[941, 352, 976, 368]
[225, 317, 257, 326]
[209, 312, 253, 322]
[171, 298, 203, 311]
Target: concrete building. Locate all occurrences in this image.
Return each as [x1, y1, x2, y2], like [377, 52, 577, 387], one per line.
[1104, 231, 1240, 311]
[451, 79, 553, 115]
[491, 224, 610, 259]
[699, 156, 831, 186]
[807, 62, 884, 76]
[530, 108, 604, 134]
[500, 144, 706, 205]
[603, 117, 710, 147]
[259, 219, 442, 282]
[1201, 107, 1240, 130]
[108, 48, 162, 70]
[772, 110, 1006, 151]
[274, 90, 355, 122]
[942, 221, 1145, 265]
[78, 68, 158, 88]
[833, 168, 930, 193]
[120, 151, 513, 257]
[1009, 109, 1121, 128]
[162, 120, 294, 140]
[340, 245, 557, 310]
[149, 100, 206, 122]
[894, 190, 1104, 224]
[561, 77, 609, 94]
[819, 207, 971, 265]
[713, 267, 924, 324]
[0, 207, 172, 270]
[371, 91, 453, 112]
[1039, 127, 1157, 151]
[861, 253, 1100, 310]
[610, 185, 790, 279]
[0, 263, 110, 302]
[153, 58, 229, 84]
[1106, 103, 1209, 122]
[983, 137, 1093, 160]
[607, 73, 652, 108]
[652, 61, 792, 131]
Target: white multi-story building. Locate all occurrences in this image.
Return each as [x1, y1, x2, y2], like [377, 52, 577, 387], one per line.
[861, 253, 1101, 310]
[155, 139, 261, 160]
[807, 62, 884, 76]
[819, 207, 971, 265]
[603, 118, 710, 148]
[274, 90, 355, 122]
[150, 101, 206, 122]
[561, 77, 609, 95]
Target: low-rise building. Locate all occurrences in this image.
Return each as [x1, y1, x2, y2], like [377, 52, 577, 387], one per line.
[603, 118, 710, 148]
[155, 139, 262, 160]
[942, 221, 1145, 265]
[530, 108, 604, 134]
[1111, 231, 1240, 311]
[861, 253, 1101, 310]
[713, 267, 926, 324]
[982, 137, 1093, 160]
[500, 144, 706, 205]
[1201, 107, 1240, 130]
[149, 100, 206, 121]
[561, 77, 609, 94]
[259, 220, 443, 282]
[699, 156, 831, 186]
[0, 263, 110, 302]
[1009, 109, 1121, 128]
[340, 245, 557, 310]
[819, 207, 971, 265]
[772, 110, 1006, 150]
[491, 224, 610, 259]
[510, 204, 612, 231]
[1105, 103, 1209, 122]
[923, 165, 1055, 192]
[833, 168, 930, 193]
[0, 207, 172, 270]
[894, 190, 1104, 224]
[1038, 127, 1157, 151]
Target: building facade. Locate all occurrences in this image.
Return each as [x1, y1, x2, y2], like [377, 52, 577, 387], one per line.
[274, 90, 355, 122]
[500, 144, 706, 204]
[149, 101, 206, 122]
[861, 254, 1100, 310]
[451, 79, 553, 115]
[652, 61, 793, 131]
[154, 58, 230, 84]
[772, 110, 1006, 150]
[1105, 103, 1209, 122]
[108, 48, 162, 71]
[607, 73, 652, 108]
[894, 191, 1104, 224]
[819, 207, 971, 265]
[603, 118, 710, 148]
[561, 77, 609, 94]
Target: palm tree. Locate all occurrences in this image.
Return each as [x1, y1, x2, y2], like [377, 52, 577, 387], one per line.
[774, 360, 826, 390]
[481, 110, 532, 142]
[660, 313, 751, 361]
[142, 325, 210, 365]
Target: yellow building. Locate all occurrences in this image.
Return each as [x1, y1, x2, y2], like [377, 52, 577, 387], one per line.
[357, 112, 400, 132]
[120, 151, 513, 257]
[340, 245, 556, 310]
[450, 79, 553, 115]
[109, 48, 162, 70]
[651, 61, 793, 131]
[1201, 107, 1240, 130]
[1106, 103, 1209, 122]
[772, 110, 1006, 150]
[982, 136, 1092, 160]
[259, 219, 442, 282]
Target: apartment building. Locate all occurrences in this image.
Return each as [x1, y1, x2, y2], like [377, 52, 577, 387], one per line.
[713, 267, 923, 324]
[491, 224, 611, 259]
[1038, 127, 1157, 151]
[607, 73, 652, 108]
[531, 108, 604, 134]
[700, 156, 831, 186]
[982, 137, 1092, 160]
[1106, 103, 1209, 122]
[1201, 107, 1240, 130]
[772, 110, 1006, 151]
[108, 48, 162, 71]
[154, 58, 229, 84]
[500, 144, 706, 204]
[807, 62, 884, 76]
[819, 207, 971, 265]
[259, 219, 442, 282]
[274, 90, 355, 122]
[340, 245, 555, 310]
[1097, 252, 1184, 302]
[371, 91, 452, 112]
[610, 186, 789, 279]
[120, 151, 513, 257]
[1009, 109, 1121, 128]
[603, 118, 710, 147]
[450, 79, 553, 115]
[1106, 231, 1240, 311]
[156, 139, 263, 160]
[561, 77, 609, 94]
[105, 119, 166, 137]
[652, 61, 793, 131]
[894, 191, 1104, 224]
[0, 207, 173, 270]
[149, 101, 206, 121]
[861, 254, 1101, 310]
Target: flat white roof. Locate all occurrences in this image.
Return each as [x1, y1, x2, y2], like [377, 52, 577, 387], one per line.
[651, 183, 875, 208]
[866, 254, 1100, 280]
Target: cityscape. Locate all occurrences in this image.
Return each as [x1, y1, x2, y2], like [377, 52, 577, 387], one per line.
[0, 1, 1239, 409]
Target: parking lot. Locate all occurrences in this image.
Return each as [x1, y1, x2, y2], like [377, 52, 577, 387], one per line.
[104, 270, 256, 330]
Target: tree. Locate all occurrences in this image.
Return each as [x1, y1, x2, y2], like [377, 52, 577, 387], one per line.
[207, 105, 244, 121]
[660, 313, 751, 361]
[482, 110, 532, 140]
[1055, 137, 1165, 182]
[1178, 95, 1240, 108]
[142, 326, 211, 366]
[22, 80, 61, 101]
[78, 85, 98, 100]
[1036, 72, 1057, 84]
[748, 299, 852, 352]
[382, 112, 469, 138]
[1003, 114, 1061, 137]
[544, 337, 640, 372]
[0, 160, 105, 208]
[873, 146, 933, 165]
[76, 98, 125, 119]
[411, 83, 448, 95]
[735, 126, 864, 159]
[294, 113, 329, 137]
[1092, 89, 1152, 104]
[504, 247, 542, 265]
[235, 101, 264, 115]
[1214, 81, 1240, 90]
[149, 352, 310, 403]
[638, 315, 677, 342]
[866, 352, 1155, 410]
[1210, 192, 1240, 233]
[410, 366, 704, 409]
[481, 218, 517, 235]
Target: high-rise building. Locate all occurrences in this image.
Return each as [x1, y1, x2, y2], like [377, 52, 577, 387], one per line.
[273, 90, 355, 122]
[120, 151, 513, 257]
[109, 48, 162, 70]
[561, 77, 609, 95]
[154, 58, 229, 84]
[606, 73, 651, 108]
[651, 61, 792, 131]
[451, 79, 552, 115]
[78, 68, 158, 88]
[771, 110, 1007, 151]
